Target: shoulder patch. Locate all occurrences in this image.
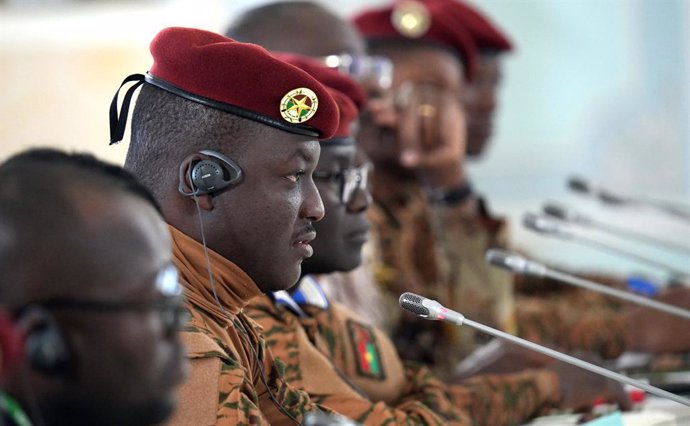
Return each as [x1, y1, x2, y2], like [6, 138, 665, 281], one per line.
[346, 319, 385, 380]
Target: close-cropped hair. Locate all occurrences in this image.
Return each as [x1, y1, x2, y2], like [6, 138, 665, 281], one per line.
[0, 148, 163, 305]
[0, 147, 161, 214]
[125, 84, 256, 201]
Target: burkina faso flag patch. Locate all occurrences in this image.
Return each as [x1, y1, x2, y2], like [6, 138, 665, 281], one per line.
[347, 319, 385, 380]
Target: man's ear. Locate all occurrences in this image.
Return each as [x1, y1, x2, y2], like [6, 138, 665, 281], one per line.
[178, 154, 214, 211]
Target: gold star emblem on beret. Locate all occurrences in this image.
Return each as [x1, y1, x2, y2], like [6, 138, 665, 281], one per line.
[280, 87, 319, 123]
[391, 0, 431, 38]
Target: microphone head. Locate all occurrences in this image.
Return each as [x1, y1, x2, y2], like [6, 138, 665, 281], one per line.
[399, 292, 430, 317]
[485, 249, 535, 275]
[523, 213, 562, 235]
[568, 176, 591, 194]
[543, 202, 568, 220]
[598, 190, 626, 205]
[485, 249, 512, 268]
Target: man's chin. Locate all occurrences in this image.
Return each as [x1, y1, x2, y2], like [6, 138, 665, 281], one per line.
[262, 267, 301, 293]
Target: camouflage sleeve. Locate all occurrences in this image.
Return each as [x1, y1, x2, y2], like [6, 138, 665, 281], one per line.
[398, 362, 472, 423]
[449, 369, 562, 426]
[515, 294, 627, 359]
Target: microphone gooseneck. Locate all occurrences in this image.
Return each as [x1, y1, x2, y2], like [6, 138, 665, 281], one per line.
[523, 213, 690, 278]
[542, 202, 690, 255]
[485, 249, 690, 320]
[399, 292, 690, 407]
[567, 176, 690, 223]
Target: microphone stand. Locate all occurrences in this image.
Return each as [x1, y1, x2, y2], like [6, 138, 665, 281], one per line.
[485, 249, 690, 320]
[461, 316, 690, 407]
[523, 213, 690, 279]
[543, 203, 690, 255]
[399, 292, 690, 407]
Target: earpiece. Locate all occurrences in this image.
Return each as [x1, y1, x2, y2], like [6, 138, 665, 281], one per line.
[179, 150, 242, 197]
[22, 308, 71, 376]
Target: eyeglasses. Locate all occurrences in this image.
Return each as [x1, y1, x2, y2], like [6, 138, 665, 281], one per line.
[21, 297, 190, 338]
[319, 54, 393, 91]
[15, 265, 189, 337]
[313, 163, 371, 204]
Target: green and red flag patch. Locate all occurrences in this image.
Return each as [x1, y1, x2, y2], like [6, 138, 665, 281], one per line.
[347, 319, 385, 380]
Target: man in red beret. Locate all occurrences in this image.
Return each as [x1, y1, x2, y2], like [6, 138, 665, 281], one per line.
[352, 0, 489, 368]
[110, 26, 354, 425]
[422, 0, 513, 158]
[242, 54, 468, 425]
[227, 1, 394, 330]
[227, 3, 633, 422]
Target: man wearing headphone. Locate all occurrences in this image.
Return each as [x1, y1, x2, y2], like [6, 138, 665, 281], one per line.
[0, 148, 189, 425]
[113, 27, 442, 425]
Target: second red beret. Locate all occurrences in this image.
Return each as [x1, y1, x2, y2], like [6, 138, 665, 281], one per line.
[352, 0, 477, 80]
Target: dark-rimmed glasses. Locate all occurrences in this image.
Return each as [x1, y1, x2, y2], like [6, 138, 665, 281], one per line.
[18, 297, 189, 338]
[15, 265, 189, 337]
[313, 163, 371, 204]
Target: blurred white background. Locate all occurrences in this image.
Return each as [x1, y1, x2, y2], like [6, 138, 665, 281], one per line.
[1, 0, 688, 279]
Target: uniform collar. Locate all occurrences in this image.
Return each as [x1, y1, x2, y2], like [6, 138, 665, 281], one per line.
[272, 274, 330, 317]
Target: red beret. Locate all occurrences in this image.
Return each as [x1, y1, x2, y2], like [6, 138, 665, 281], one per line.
[272, 53, 368, 111]
[424, 0, 513, 52]
[272, 53, 365, 141]
[327, 88, 358, 140]
[109, 27, 339, 144]
[352, 0, 477, 80]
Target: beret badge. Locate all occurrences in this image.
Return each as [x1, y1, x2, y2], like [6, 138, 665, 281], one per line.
[391, 0, 431, 38]
[280, 87, 319, 123]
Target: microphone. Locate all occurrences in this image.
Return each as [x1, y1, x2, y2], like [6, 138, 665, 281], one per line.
[543, 202, 690, 255]
[485, 249, 690, 320]
[523, 213, 690, 279]
[399, 292, 690, 407]
[567, 176, 690, 223]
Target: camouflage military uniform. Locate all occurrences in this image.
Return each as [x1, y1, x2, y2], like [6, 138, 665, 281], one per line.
[248, 275, 562, 426]
[167, 226, 343, 426]
[245, 285, 467, 425]
[369, 179, 514, 370]
[369, 178, 633, 366]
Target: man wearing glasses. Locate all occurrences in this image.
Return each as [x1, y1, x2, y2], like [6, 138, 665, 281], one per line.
[0, 148, 189, 426]
[242, 56, 463, 424]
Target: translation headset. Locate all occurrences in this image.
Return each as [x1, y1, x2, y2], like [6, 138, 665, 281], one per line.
[179, 150, 242, 197]
[0, 307, 70, 377]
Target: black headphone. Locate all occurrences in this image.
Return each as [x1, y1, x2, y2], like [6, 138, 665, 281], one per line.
[179, 150, 242, 197]
[20, 307, 71, 376]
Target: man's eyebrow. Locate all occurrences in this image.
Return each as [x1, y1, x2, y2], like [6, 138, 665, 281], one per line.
[288, 144, 319, 164]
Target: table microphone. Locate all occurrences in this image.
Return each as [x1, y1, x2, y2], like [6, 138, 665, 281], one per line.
[485, 249, 690, 320]
[523, 213, 690, 279]
[398, 292, 690, 407]
[543, 202, 690, 255]
[568, 176, 690, 224]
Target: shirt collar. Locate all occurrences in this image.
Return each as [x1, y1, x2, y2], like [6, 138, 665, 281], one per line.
[271, 274, 330, 317]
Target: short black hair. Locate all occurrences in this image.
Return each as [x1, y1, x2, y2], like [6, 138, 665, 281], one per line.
[227, 1, 327, 41]
[124, 84, 257, 203]
[2, 148, 161, 214]
[226, 1, 365, 56]
[0, 148, 163, 305]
